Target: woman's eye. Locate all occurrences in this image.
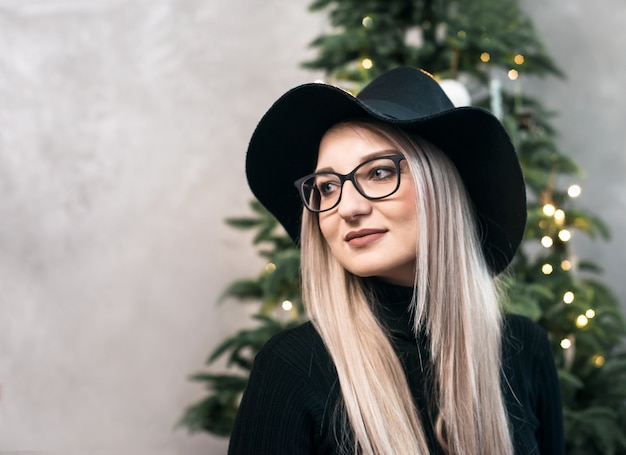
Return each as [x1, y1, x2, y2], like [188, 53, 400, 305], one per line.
[370, 167, 394, 180]
[317, 180, 339, 196]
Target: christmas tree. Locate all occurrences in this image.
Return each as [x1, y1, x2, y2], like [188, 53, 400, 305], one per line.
[179, 1, 626, 452]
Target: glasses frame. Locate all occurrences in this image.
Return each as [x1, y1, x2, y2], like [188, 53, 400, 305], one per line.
[294, 154, 406, 213]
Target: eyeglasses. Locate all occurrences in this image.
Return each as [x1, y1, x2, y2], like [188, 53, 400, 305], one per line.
[294, 154, 406, 213]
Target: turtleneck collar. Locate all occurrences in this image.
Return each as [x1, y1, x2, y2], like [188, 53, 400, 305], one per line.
[364, 278, 418, 341]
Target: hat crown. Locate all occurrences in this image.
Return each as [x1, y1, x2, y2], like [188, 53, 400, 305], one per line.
[357, 68, 454, 120]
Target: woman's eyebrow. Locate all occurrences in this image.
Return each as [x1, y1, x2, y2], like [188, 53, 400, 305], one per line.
[315, 149, 400, 173]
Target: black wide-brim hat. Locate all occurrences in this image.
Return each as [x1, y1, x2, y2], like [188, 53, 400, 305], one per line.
[246, 67, 526, 275]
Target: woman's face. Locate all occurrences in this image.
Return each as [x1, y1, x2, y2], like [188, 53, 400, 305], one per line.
[316, 124, 418, 286]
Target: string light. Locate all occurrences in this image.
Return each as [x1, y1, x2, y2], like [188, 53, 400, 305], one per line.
[542, 204, 556, 216]
[560, 338, 572, 349]
[558, 229, 572, 242]
[542, 263, 553, 275]
[554, 209, 566, 224]
[514, 54, 525, 65]
[508, 69, 519, 80]
[592, 355, 605, 367]
[265, 262, 276, 272]
[568, 184, 582, 198]
[281, 300, 293, 311]
[563, 291, 575, 304]
[586, 309, 596, 318]
[480, 52, 490, 62]
[361, 58, 373, 69]
[576, 314, 589, 328]
[457, 30, 467, 39]
[541, 236, 554, 248]
[561, 260, 572, 271]
[362, 16, 373, 28]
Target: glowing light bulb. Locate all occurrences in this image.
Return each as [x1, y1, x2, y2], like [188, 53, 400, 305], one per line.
[586, 309, 596, 319]
[543, 204, 556, 216]
[554, 209, 565, 224]
[281, 300, 293, 311]
[542, 263, 553, 275]
[541, 236, 554, 248]
[560, 338, 572, 349]
[558, 229, 572, 242]
[361, 58, 373, 69]
[563, 291, 575, 304]
[362, 16, 373, 28]
[508, 69, 519, 80]
[514, 54, 525, 65]
[480, 52, 490, 63]
[561, 260, 572, 271]
[593, 355, 605, 367]
[265, 262, 276, 272]
[576, 315, 589, 328]
[568, 184, 582, 198]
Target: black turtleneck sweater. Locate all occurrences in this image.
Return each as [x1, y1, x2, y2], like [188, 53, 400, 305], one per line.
[228, 281, 565, 454]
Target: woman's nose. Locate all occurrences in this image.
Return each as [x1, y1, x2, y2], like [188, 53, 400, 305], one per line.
[337, 181, 372, 220]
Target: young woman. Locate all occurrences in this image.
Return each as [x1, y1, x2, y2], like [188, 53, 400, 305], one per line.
[228, 67, 564, 455]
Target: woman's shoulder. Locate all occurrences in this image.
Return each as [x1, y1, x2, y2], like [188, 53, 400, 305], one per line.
[504, 312, 542, 329]
[502, 313, 553, 370]
[503, 314, 549, 346]
[254, 321, 335, 380]
[260, 321, 322, 355]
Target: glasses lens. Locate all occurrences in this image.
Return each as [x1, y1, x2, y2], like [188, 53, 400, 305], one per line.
[297, 155, 403, 212]
[301, 173, 342, 211]
[354, 157, 401, 199]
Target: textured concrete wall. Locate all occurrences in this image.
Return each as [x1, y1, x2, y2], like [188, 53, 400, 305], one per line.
[0, 0, 624, 453]
[0, 0, 320, 452]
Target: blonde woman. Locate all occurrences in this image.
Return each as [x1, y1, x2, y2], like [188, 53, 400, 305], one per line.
[229, 67, 564, 455]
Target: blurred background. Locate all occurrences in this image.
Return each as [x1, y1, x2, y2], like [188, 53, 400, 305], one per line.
[0, 0, 624, 453]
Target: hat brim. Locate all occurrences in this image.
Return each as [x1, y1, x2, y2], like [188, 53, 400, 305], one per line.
[246, 82, 526, 275]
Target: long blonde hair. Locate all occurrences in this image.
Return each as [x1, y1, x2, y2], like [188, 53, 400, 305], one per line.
[300, 120, 513, 455]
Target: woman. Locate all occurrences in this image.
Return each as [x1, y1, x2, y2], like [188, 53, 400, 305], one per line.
[229, 67, 564, 455]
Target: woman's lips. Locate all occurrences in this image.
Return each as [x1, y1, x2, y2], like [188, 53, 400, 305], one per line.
[344, 229, 387, 248]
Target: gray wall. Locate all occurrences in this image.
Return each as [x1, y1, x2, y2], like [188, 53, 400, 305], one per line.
[523, 0, 626, 311]
[0, 0, 320, 452]
[0, 0, 623, 453]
